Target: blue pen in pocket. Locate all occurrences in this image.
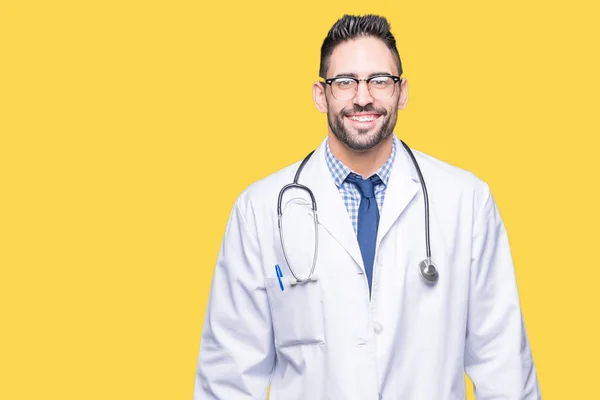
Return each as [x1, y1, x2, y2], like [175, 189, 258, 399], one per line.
[275, 264, 285, 291]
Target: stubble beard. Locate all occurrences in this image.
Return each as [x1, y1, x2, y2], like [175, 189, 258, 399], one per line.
[327, 104, 397, 151]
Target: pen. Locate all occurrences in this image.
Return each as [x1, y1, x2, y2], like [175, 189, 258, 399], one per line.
[275, 264, 284, 291]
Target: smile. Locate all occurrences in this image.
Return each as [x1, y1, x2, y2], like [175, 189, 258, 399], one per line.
[350, 115, 376, 122]
[345, 113, 381, 126]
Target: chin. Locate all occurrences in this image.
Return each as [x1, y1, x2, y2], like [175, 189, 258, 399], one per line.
[343, 134, 382, 151]
[346, 126, 391, 147]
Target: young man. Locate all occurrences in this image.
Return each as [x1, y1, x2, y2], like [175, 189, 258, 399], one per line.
[194, 14, 540, 399]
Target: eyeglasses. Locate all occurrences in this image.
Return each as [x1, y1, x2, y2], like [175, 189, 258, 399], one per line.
[323, 75, 401, 101]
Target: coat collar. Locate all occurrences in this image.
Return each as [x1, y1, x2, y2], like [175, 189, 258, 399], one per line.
[298, 135, 420, 271]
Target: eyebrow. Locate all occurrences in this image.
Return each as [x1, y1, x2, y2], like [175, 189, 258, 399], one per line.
[334, 72, 394, 79]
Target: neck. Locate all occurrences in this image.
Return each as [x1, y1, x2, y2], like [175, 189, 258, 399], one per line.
[328, 133, 394, 178]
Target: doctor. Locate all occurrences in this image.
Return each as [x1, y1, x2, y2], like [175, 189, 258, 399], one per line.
[194, 14, 540, 400]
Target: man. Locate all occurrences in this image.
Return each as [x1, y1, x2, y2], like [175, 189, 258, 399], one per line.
[194, 14, 540, 399]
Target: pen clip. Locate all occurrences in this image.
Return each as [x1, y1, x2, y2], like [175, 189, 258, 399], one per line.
[275, 264, 284, 291]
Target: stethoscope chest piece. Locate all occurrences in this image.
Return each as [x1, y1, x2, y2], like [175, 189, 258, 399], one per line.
[419, 259, 439, 284]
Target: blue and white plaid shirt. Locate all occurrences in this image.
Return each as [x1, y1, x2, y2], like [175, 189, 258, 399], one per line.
[324, 136, 398, 235]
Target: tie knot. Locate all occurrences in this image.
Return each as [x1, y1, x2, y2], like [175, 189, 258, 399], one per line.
[346, 174, 381, 199]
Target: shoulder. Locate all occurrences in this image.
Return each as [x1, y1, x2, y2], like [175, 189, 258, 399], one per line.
[409, 147, 491, 208]
[234, 158, 305, 217]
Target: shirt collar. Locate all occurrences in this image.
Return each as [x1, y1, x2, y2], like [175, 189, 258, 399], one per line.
[325, 135, 398, 188]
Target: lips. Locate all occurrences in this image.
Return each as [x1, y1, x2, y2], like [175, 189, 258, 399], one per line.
[345, 113, 381, 127]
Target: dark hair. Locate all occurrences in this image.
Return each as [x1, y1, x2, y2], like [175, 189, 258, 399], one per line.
[319, 14, 403, 78]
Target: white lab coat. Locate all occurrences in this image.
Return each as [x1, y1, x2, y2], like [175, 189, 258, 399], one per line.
[194, 136, 541, 399]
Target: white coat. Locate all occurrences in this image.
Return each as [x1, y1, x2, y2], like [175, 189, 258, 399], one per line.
[194, 136, 541, 399]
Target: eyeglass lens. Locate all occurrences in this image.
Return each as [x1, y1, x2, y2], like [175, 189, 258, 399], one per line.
[331, 77, 396, 100]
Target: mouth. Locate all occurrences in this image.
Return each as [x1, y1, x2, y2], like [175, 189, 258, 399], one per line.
[345, 113, 382, 129]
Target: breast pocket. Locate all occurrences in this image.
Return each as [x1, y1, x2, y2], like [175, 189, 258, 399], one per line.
[265, 277, 326, 349]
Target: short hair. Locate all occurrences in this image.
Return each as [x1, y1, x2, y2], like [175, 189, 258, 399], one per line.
[319, 14, 403, 79]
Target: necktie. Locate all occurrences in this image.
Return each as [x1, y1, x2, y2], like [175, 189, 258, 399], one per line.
[346, 173, 382, 295]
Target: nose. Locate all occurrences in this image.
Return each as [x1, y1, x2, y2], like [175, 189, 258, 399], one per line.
[353, 80, 374, 107]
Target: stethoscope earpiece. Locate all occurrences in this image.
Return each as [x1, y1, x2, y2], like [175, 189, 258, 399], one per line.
[289, 274, 318, 287]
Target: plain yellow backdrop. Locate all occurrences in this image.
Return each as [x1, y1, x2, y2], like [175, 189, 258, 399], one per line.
[1, 0, 599, 398]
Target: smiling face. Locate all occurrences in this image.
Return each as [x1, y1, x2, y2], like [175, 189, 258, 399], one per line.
[314, 36, 408, 151]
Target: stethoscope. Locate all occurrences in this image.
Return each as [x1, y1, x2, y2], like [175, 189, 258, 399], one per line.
[277, 140, 439, 286]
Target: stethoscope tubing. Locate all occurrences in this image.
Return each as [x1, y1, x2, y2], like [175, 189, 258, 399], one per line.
[399, 141, 432, 261]
[277, 141, 438, 284]
[277, 149, 319, 283]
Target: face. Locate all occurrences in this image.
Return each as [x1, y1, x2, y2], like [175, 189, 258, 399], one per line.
[314, 36, 408, 151]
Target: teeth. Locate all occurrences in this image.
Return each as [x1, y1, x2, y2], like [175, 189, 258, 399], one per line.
[350, 115, 376, 122]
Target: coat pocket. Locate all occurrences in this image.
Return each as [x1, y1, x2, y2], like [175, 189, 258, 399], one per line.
[265, 277, 326, 349]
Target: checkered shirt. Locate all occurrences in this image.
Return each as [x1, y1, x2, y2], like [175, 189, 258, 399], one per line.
[324, 136, 397, 235]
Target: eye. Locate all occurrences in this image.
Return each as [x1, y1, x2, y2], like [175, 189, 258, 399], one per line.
[334, 78, 356, 89]
[370, 77, 392, 87]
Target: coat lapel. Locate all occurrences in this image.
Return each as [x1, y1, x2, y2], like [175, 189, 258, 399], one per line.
[299, 140, 365, 271]
[376, 138, 421, 248]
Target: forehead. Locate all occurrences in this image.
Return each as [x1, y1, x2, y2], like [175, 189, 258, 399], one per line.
[327, 36, 398, 77]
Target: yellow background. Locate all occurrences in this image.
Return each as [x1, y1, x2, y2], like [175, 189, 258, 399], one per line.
[1, 0, 599, 398]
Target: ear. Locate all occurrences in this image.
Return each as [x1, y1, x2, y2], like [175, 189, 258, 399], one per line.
[313, 81, 328, 113]
[397, 78, 408, 110]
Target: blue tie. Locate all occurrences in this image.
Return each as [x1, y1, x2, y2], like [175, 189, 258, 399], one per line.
[346, 173, 382, 295]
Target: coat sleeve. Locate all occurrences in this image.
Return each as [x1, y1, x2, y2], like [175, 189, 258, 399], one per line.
[464, 183, 541, 399]
[194, 194, 275, 399]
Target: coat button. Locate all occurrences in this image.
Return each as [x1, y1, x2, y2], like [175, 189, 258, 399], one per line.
[373, 322, 383, 334]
